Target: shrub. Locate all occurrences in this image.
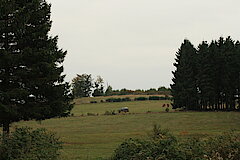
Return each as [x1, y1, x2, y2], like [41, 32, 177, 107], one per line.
[105, 98, 122, 102]
[121, 97, 131, 102]
[149, 96, 161, 100]
[111, 125, 185, 160]
[0, 127, 62, 160]
[87, 113, 96, 116]
[90, 101, 97, 103]
[165, 107, 169, 112]
[134, 97, 148, 101]
[204, 131, 240, 159]
[111, 125, 240, 160]
[105, 97, 131, 103]
[104, 110, 116, 115]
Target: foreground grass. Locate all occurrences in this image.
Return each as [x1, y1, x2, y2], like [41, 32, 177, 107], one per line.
[10, 100, 240, 160]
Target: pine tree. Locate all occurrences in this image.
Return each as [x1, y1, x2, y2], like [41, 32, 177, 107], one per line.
[171, 39, 198, 110]
[197, 41, 214, 110]
[0, 0, 73, 135]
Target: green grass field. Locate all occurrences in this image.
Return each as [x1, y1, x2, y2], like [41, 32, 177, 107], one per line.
[9, 99, 240, 160]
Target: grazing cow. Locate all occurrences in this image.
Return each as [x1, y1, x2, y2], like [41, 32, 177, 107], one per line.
[118, 107, 129, 113]
[162, 104, 166, 107]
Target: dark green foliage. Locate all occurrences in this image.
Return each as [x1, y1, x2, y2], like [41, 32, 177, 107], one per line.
[105, 97, 131, 103]
[134, 97, 148, 101]
[111, 126, 240, 160]
[0, 0, 73, 134]
[149, 96, 169, 100]
[171, 37, 240, 111]
[149, 96, 161, 100]
[110, 87, 171, 96]
[0, 127, 62, 160]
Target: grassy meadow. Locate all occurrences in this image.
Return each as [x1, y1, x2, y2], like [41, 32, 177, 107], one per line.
[7, 96, 240, 159]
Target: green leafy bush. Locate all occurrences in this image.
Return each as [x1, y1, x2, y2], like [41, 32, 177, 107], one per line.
[111, 125, 185, 160]
[0, 127, 62, 160]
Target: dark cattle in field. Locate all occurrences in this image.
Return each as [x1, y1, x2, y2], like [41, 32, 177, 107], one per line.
[162, 104, 166, 107]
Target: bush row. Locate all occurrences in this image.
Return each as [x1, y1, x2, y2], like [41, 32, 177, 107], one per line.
[104, 96, 172, 103]
[105, 97, 131, 102]
[111, 125, 240, 160]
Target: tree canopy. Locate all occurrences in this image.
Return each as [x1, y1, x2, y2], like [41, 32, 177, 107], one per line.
[72, 74, 93, 98]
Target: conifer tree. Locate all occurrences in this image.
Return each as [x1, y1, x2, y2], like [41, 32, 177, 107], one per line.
[197, 41, 215, 110]
[171, 39, 198, 110]
[0, 0, 73, 135]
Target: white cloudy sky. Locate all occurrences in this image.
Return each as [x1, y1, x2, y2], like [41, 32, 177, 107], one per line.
[48, 0, 240, 90]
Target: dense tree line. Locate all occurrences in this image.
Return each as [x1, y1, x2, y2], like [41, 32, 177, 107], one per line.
[110, 87, 171, 96]
[71, 74, 170, 98]
[171, 37, 240, 111]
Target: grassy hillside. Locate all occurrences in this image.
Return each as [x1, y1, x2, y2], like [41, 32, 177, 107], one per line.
[8, 98, 240, 160]
[73, 100, 171, 116]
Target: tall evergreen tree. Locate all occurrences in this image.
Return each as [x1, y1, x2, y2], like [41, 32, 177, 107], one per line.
[171, 39, 198, 110]
[197, 41, 215, 110]
[0, 0, 73, 135]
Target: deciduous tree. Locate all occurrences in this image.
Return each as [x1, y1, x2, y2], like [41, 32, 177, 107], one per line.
[72, 74, 93, 98]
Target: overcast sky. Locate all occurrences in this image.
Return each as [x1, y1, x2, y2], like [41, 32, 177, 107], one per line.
[47, 0, 240, 90]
